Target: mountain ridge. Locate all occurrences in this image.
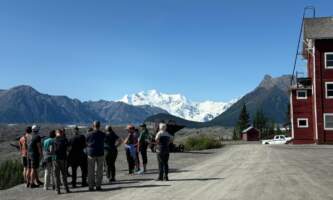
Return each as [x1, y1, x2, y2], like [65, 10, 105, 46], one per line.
[0, 85, 167, 124]
[146, 74, 291, 127]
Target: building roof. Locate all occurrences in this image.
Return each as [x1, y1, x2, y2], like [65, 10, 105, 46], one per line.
[304, 17, 333, 40]
[242, 126, 258, 133]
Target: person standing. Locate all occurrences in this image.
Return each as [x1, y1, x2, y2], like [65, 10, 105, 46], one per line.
[104, 125, 122, 182]
[138, 124, 150, 172]
[68, 126, 88, 188]
[86, 121, 106, 191]
[27, 125, 43, 188]
[124, 125, 138, 175]
[53, 129, 70, 194]
[43, 130, 56, 190]
[155, 123, 173, 181]
[19, 126, 32, 187]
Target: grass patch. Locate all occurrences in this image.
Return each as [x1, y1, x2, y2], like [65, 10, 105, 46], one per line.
[184, 135, 223, 151]
[0, 159, 23, 190]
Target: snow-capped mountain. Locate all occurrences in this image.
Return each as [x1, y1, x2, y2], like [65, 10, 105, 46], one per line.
[119, 90, 237, 122]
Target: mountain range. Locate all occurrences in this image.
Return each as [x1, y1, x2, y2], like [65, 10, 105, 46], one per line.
[119, 90, 237, 122]
[146, 75, 291, 127]
[0, 86, 167, 124]
[0, 74, 291, 126]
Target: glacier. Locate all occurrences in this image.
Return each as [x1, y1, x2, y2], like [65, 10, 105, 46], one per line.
[119, 90, 238, 122]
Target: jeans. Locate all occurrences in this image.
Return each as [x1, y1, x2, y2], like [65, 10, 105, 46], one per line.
[105, 150, 118, 180]
[157, 152, 169, 179]
[88, 156, 104, 189]
[44, 161, 54, 189]
[54, 160, 69, 191]
[125, 149, 135, 174]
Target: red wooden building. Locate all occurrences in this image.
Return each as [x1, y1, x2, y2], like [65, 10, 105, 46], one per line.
[290, 16, 333, 144]
[241, 127, 260, 141]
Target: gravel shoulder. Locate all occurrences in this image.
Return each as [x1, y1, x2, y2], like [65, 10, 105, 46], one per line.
[1, 144, 333, 200]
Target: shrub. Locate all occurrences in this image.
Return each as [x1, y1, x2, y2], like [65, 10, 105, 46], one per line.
[0, 159, 24, 190]
[184, 135, 223, 151]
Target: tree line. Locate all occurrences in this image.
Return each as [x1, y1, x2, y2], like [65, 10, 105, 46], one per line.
[232, 103, 289, 140]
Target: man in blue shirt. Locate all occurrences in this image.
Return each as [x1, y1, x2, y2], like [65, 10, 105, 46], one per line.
[86, 121, 106, 191]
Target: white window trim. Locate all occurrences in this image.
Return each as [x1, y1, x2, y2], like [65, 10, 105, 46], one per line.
[296, 90, 308, 100]
[324, 113, 333, 130]
[297, 118, 309, 128]
[325, 82, 333, 99]
[325, 52, 333, 69]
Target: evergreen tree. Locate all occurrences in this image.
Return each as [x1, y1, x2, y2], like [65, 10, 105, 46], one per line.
[238, 104, 250, 131]
[253, 109, 267, 139]
[232, 128, 238, 140]
[234, 103, 250, 140]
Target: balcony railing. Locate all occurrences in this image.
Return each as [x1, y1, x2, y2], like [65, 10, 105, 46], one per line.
[291, 77, 312, 89]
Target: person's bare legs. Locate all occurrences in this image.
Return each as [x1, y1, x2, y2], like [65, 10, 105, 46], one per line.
[23, 167, 27, 182]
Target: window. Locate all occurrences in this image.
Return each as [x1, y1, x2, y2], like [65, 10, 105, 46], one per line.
[324, 114, 333, 130]
[296, 90, 307, 99]
[325, 52, 333, 69]
[297, 118, 308, 128]
[325, 82, 333, 99]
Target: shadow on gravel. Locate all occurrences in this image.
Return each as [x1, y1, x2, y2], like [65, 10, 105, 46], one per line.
[143, 168, 192, 175]
[103, 181, 140, 185]
[69, 184, 170, 193]
[179, 151, 215, 155]
[168, 178, 223, 182]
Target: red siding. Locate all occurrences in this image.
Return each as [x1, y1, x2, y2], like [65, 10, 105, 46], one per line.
[242, 128, 260, 141]
[314, 40, 333, 144]
[291, 89, 315, 143]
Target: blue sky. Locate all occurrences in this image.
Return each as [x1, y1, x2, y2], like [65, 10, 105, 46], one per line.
[0, 0, 332, 102]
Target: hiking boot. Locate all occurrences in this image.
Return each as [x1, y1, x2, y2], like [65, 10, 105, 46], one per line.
[30, 183, 39, 188]
[37, 180, 44, 185]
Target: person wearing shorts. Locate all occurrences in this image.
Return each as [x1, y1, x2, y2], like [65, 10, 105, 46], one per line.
[19, 126, 32, 186]
[27, 125, 43, 188]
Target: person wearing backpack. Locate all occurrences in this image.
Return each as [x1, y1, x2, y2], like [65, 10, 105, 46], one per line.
[43, 130, 56, 190]
[27, 125, 43, 188]
[68, 126, 88, 188]
[138, 124, 150, 172]
[104, 125, 122, 182]
[86, 121, 106, 191]
[155, 123, 173, 181]
[19, 126, 32, 186]
[53, 129, 70, 194]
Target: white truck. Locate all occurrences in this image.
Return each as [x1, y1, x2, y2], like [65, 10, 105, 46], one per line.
[261, 135, 293, 145]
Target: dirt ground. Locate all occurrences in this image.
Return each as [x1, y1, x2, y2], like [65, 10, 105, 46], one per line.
[1, 144, 333, 200]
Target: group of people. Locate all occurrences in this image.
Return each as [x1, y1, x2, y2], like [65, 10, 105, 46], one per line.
[18, 121, 173, 195]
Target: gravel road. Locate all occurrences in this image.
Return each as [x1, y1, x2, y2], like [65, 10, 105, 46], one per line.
[1, 144, 333, 200]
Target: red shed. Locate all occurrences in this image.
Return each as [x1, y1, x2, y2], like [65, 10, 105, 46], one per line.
[241, 127, 260, 141]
